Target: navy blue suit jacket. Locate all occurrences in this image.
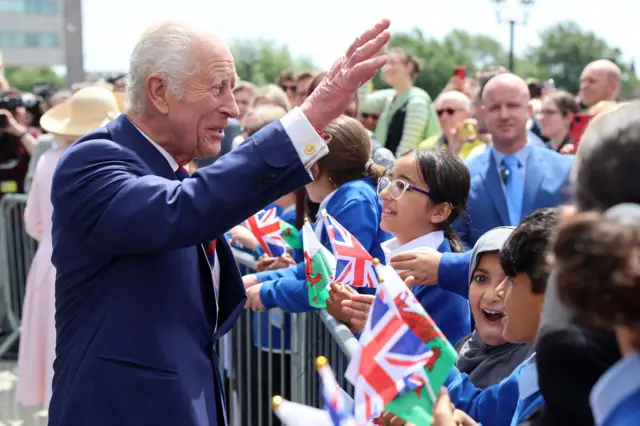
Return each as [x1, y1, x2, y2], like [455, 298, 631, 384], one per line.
[48, 114, 312, 426]
[454, 146, 574, 248]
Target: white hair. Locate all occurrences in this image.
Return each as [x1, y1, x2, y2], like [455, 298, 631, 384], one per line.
[128, 22, 212, 114]
[435, 90, 474, 113]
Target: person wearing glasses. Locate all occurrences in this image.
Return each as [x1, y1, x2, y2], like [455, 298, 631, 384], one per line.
[419, 90, 485, 159]
[375, 148, 471, 344]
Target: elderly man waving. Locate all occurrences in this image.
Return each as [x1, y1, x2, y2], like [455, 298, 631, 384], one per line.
[49, 20, 390, 426]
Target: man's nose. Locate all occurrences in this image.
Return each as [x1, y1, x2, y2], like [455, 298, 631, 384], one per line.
[222, 91, 240, 119]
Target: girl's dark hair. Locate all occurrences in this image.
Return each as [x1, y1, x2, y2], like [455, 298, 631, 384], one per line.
[574, 102, 640, 212]
[406, 148, 470, 253]
[545, 90, 579, 117]
[554, 212, 640, 343]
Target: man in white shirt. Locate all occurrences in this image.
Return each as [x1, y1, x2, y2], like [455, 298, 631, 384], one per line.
[48, 20, 390, 426]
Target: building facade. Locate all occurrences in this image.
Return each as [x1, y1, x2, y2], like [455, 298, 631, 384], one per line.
[0, 0, 84, 85]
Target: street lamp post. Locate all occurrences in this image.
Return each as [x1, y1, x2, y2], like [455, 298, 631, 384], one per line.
[492, 0, 535, 73]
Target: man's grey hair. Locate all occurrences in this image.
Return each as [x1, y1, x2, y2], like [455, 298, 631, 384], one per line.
[128, 22, 210, 114]
[434, 90, 474, 113]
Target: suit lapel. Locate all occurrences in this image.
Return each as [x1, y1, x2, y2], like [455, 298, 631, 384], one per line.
[522, 148, 545, 216]
[105, 114, 176, 181]
[481, 151, 510, 225]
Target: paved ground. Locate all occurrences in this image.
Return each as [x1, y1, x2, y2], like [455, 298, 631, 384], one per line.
[0, 362, 47, 426]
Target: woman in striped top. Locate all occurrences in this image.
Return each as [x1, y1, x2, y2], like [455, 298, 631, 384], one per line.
[365, 48, 441, 157]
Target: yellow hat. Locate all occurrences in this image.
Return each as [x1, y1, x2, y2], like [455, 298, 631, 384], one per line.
[40, 86, 120, 139]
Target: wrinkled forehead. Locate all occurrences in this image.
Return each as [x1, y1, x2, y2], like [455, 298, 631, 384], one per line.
[197, 37, 237, 85]
[483, 84, 528, 106]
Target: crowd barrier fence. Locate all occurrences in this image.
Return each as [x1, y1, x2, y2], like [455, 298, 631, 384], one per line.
[0, 193, 358, 426]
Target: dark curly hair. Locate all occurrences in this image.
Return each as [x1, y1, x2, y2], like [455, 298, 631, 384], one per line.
[553, 212, 640, 344]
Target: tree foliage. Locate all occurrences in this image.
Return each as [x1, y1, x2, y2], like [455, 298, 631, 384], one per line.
[4, 21, 638, 99]
[4, 67, 65, 93]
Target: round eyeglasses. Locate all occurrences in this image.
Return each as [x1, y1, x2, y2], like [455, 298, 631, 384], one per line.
[376, 176, 433, 200]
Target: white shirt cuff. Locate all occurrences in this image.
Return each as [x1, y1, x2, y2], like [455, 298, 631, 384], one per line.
[280, 107, 329, 171]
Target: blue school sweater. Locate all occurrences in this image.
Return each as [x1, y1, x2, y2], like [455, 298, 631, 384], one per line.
[591, 351, 640, 426]
[438, 251, 473, 298]
[257, 178, 392, 313]
[446, 353, 545, 426]
[382, 233, 470, 346]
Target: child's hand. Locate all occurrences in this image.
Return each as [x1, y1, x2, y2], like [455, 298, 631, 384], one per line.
[433, 387, 478, 426]
[341, 292, 375, 332]
[326, 282, 357, 325]
[255, 253, 296, 271]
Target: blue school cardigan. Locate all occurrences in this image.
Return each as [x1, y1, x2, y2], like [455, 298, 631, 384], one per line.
[257, 178, 392, 312]
[591, 351, 640, 426]
[410, 238, 471, 346]
[445, 353, 545, 426]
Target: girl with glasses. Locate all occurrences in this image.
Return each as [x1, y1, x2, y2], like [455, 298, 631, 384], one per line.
[377, 148, 472, 344]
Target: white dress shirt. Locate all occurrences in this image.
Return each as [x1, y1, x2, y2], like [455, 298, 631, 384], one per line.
[133, 107, 329, 302]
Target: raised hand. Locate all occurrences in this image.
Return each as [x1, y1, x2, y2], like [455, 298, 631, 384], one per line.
[300, 19, 391, 131]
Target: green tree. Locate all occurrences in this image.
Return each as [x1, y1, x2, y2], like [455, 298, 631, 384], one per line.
[230, 39, 314, 85]
[527, 21, 640, 97]
[4, 67, 65, 92]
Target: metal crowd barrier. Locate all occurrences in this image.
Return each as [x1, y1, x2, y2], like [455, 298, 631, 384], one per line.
[0, 193, 359, 425]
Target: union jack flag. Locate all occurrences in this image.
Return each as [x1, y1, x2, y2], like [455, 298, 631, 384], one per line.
[321, 210, 377, 288]
[244, 208, 287, 257]
[345, 284, 433, 423]
[319, 360, 357, 426]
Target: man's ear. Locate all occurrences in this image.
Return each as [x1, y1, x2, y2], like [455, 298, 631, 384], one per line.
[147, 73, 170, 115]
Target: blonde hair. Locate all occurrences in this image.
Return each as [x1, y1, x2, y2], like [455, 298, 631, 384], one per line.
[233, 80, 256, 96]
[253, 84, 291, 111]
[243, 105, 287, 135]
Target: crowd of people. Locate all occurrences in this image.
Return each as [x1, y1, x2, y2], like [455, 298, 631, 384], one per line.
[0, 18, 638, 426]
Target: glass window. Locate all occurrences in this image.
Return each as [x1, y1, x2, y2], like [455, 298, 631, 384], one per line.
[0, 31, 59, 48]
[0, 0, 59, 14]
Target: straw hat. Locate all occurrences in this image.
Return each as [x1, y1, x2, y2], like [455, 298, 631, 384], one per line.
[40, 86, 121, 138]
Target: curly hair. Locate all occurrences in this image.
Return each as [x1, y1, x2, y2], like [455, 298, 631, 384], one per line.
[553, 212, 640, 340]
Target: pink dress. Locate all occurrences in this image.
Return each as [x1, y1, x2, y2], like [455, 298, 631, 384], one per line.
[17, 143, 67, 407]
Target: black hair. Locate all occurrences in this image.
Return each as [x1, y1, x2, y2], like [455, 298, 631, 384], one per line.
[574, 102, 640, 212]
[406, 148, 470, 253]
[500, 207, 561, 294]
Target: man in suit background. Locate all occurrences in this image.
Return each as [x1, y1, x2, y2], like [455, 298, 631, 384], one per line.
[48, 20, 390, 426]
[454, 73, 574, 248]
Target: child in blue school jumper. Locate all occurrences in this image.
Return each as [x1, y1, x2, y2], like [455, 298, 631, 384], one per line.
[444, 208, 559, 426]
[242, 115, 392, 313]
[377, 148, 471, 345]
[552, 204, 640, 426]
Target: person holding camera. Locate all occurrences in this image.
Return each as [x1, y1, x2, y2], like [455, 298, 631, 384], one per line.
[0, 91, 38, 196]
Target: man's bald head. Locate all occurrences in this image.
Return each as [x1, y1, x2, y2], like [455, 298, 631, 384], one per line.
[482, 73, 530, 104]
[580, 59, 621, 107]
[481, 73, 531, 154]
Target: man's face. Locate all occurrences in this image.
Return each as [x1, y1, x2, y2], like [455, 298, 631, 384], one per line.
[279, 79, 297, 105]
[295, 76, 313, 106]
[483, 83, 529, 150]
[163, 38, 239, 160]
[435, 97, 470, 136]
[580, 65, 612, 108]
[233, 88, 252, 121]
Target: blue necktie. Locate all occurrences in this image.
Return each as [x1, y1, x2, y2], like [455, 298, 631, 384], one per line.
[175, 166, 190, 181]
[501, 155, 524, 226]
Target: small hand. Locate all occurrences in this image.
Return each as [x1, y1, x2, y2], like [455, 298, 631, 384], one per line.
[300, 19, 390, 131]
[230, 225, 259, 250]
[389, 248, 442, 285]
[256, 253, 296, 272]
[243, 274, 259, 289]
[340, 292, 375, 332]
[326, 282, 358, 325]
[379, 411, 406, 426]
[244, 284, 265, 312]
[0, 109, 24, 135]
[559, 143, 575, 155]
[432, 387, 478, 426]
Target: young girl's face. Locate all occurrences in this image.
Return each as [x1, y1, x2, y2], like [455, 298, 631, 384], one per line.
[379, 154, 437, 243]
[468, 252, 507, 347]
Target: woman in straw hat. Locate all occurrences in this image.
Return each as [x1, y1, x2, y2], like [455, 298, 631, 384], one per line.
[16, 86, 121, 408]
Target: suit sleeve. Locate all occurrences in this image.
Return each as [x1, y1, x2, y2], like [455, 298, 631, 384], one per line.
[446, 365, 520, 425]
[437, 251, 472, 298]
[52, 119, 323, 256]
[260, 197, 381, 313]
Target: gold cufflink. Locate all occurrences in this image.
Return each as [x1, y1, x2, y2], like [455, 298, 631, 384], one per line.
[304, 144, 317, 155]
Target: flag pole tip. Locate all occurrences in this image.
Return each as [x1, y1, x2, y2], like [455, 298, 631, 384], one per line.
[272, 395, 283, 410]
[304, 217, 309, 223]
[315, 356, 328, 370]
[373, 258, 380, 265]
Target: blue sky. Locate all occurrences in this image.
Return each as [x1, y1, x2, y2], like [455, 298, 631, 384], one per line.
[82, 0, 636, 73]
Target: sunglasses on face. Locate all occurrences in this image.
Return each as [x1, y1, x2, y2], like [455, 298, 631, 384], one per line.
[362, 113, 380, 120]
[377, 176, 433, 200]
[436, 108, 457, 117]
[280, 84, 297, 94]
